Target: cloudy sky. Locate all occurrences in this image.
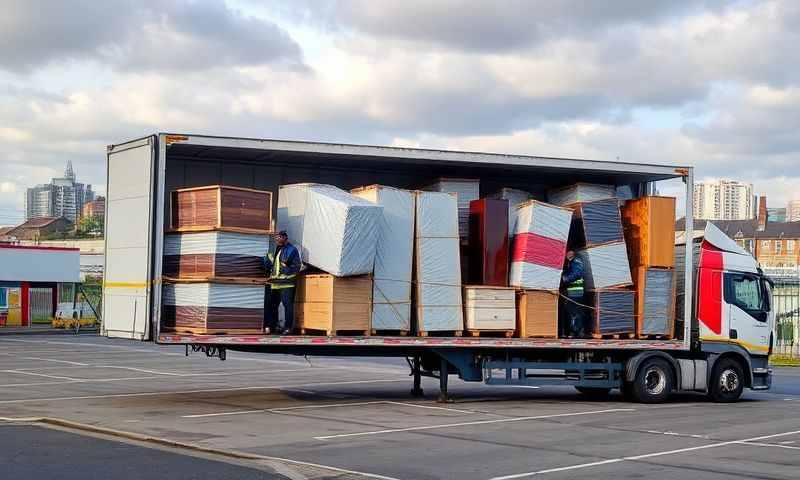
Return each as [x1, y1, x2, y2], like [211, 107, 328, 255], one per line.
[2, 0, 799, 225]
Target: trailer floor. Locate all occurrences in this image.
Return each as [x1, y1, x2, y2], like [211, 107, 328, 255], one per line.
[1, 335, 798, 480]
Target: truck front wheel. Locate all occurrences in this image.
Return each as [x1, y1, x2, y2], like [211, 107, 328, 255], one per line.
[631, 358, 673, 403]
[708, 358, 744, 403]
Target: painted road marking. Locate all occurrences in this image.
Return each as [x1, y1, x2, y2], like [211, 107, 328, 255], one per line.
[182, 400, 481, 419]
[489, 430, 800, 479]
[1, 370, 83, 381]
[313, 408, 636, 440]
[738, 441, 800, 450]
[0, 378, 407, 404]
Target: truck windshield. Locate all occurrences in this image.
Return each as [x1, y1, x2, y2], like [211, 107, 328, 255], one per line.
[724, 273, 769, 320]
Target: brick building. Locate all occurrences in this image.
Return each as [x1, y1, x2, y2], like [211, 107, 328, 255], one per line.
[81, 196, 105, 220]
[4, 217, 74, 241]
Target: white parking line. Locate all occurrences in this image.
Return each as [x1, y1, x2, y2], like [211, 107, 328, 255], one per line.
[1, 370, 82, 381]
[737, 441, 800, 450]
[0, 378, 407, 404]
[489, 430, 800, 479]
[18, 357, 89, 366]
[182, 400, 481, 419]
[313, 408, 636, 440]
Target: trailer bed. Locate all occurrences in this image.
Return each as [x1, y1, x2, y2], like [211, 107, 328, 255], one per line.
[158, 333, 685, 350]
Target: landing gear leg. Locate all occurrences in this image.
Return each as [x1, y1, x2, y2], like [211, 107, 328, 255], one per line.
[410, 356, 424, 398]
[437, 357, 453, 403]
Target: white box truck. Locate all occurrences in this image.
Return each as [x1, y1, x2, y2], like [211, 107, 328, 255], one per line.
[102, 133, 773, 403]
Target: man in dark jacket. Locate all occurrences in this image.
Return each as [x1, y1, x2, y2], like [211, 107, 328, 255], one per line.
[264, 231, 302, 335]
[561, 250, 587, 338]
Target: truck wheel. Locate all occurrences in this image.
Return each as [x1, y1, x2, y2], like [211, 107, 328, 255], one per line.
[708, 358, 744, 403]
[575, 386, 612, 398]
[631, 358, 673, 404]
[619, 381, 635, 401]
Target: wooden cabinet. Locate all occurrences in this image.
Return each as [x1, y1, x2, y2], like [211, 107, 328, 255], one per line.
[468, 198, 509, 286]
[463, 286, 515, 335]
[621, 196, 676, 268]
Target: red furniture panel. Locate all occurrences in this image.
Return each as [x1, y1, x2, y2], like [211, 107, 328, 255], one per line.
[468, 198, 509, 286]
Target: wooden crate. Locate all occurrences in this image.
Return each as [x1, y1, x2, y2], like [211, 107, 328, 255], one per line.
[633, 267, 676, 338]
[621, 196, 676, 268]
[515, 290, 558, 338]
[171, 185, 272, 232]
[295, 274, 372, 335]
[463, 286, 515, 335]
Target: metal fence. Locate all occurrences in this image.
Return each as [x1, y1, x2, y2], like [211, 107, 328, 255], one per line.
[769, 269, 800, 358]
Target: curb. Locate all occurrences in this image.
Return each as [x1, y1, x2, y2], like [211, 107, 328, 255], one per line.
[0, 328, 99, 336]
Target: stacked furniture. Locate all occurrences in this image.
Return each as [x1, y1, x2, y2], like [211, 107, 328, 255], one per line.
[491, 188, 533, 237]
[570, 197, 633, 289]
[547, 183, 616, 206]
[468, 198, 509, 286]
[424, 178, 480, 243]
[351, 185, 415, 335]
[463, 286, 516, 337]
[621, 196, 677, 338]
[295, 274, 372, 336]
[586, 289, 635, 338]
[163, 185, 273, 335]
[414, 191, 464, 336]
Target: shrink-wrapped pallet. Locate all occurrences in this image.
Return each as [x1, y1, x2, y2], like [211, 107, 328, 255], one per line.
[634, 267, 676, 337]
[162, 282, 265, 334]
[509, 200, 573, 290]
[163, 231, 270, 279]
[588, 289, 635, 336]
[516, 290, 558, 338]
[414, 191, 463, 333]
[171, 186, 272, 232]
[351, 185, 414, 332]
[491, 188, 533, 236]
[569, 198, 624, 248]
[277, 184, 382, 277]
[578, 242, 633, 289]
[423, 178, 479, 242]
[548, 183, 615, 207]
[463, 286, 515, 335]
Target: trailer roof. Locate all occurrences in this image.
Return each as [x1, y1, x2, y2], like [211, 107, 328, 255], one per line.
[147, 133, 689, 184]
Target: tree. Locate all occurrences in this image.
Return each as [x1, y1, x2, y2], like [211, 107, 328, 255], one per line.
[78, 215, 104, 235]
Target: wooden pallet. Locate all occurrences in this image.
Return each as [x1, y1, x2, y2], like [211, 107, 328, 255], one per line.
[465, 330, 514, 338]
[299, 328, 370, 337]
[417, 330, 463, 337]
[592, 332, 635, 340]
[162, 327, 264, 335]
[637, 334, 674, 340]
[518, 334, 558, 339]
[371, 330, 409, 336]
[163, 276, 269, 285]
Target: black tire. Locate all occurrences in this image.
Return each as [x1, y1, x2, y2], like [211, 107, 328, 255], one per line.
[631, 358, 674, 404]
[708, 357, 745, 403]
[575, 386, 612, 398]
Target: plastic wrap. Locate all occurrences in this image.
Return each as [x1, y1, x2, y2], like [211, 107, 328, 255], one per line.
[424, 178, 479, 241]
[277, 184, 382, 276]
[547, 183, 616, 206]
[641, 268, 675, 335]
[509, 200, 572, 290]
[491, 188, 533, 236]
[351, 185, 414, 331]
[578, 242, 632, 289]
[571, 198, 624, 247]
[591, 289, 635, 335]
[414, 191, 463, 332]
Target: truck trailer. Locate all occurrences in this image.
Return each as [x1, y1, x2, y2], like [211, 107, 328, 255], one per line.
[102, 133, 774, 403]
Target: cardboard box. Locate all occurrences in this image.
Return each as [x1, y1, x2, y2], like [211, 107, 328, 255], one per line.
[516, 290, 558, 338]
[295, 274, 372, 334]
[171, 185, 272, 232]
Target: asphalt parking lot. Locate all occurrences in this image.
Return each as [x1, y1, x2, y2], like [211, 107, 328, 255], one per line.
[1, 335, 799, 480]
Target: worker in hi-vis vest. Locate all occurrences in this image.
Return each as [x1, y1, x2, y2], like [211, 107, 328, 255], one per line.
[561, 250, 587, 338]
[264, 230, 301, 335]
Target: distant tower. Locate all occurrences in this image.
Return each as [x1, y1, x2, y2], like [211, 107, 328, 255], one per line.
[64, 160, 75, 181]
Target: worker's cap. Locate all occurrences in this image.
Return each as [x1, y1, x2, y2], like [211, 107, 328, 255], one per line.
[277, 230, 288, 237]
